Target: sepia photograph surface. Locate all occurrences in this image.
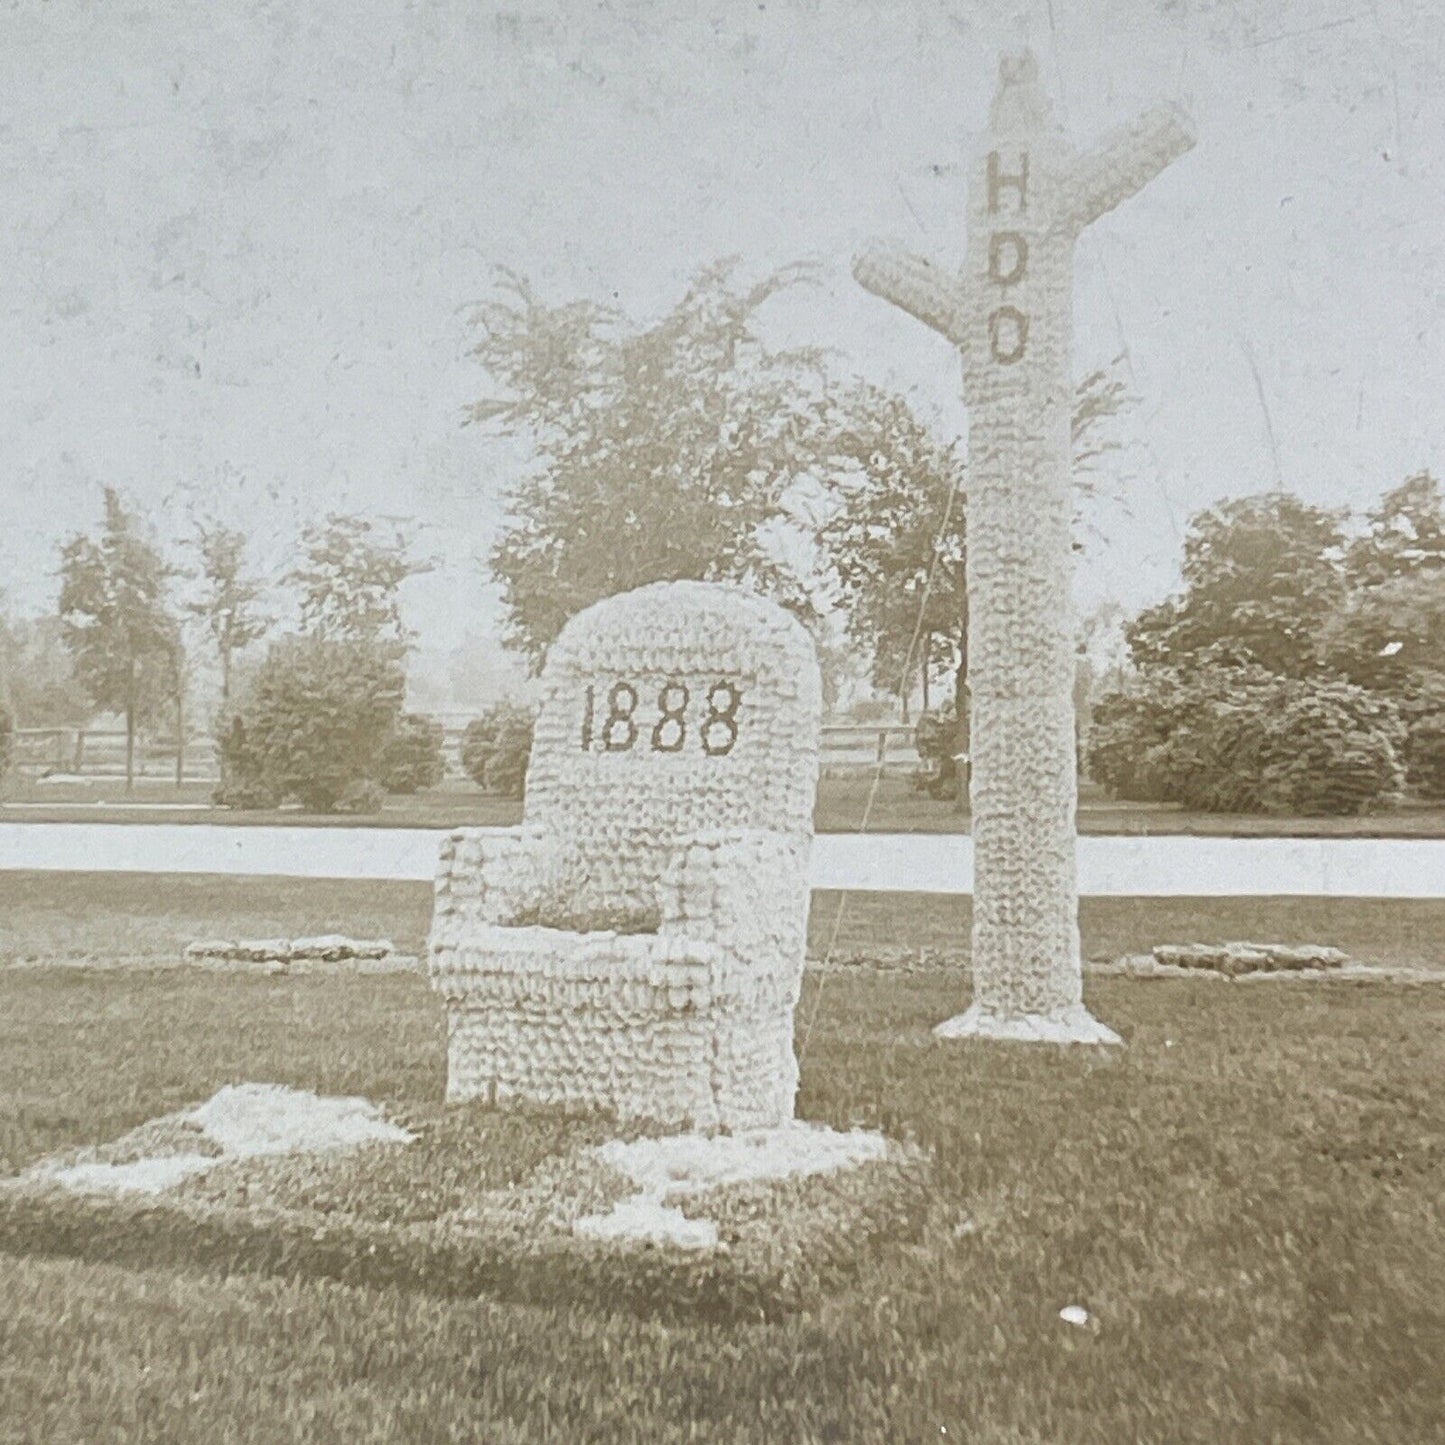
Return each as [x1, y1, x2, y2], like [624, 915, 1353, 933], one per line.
[1, 2, 1442, 1441]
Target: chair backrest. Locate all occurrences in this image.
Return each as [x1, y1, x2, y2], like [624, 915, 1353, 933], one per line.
[522, 581, 822, 922]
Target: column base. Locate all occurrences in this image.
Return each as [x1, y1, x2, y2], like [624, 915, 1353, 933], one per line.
[933, 1003, 1122, 1045]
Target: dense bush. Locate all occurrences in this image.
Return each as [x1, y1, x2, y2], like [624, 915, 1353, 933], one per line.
[1399, 674, 1445, 799]
[1159, 670, 1285, 814]
[460, 703, 534, 798]
[0, 703, 11, 783]
[379, 713, 446, 794]
[1254, 681, 1404, 815]
[216, 637, 405, 814]
[1087, 667, 1405, 816]
[211, 766, 283, 812]
[912, 704, 963, 800]
[1084, 679, 1187, 802]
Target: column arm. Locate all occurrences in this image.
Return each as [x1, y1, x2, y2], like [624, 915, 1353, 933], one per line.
[1061, 103, 1196, 233]
[852, 242, 968, 349]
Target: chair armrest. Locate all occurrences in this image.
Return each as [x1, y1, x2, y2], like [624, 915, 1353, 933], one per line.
[657, 829, 811, 964]
[432, 828, 559, 929]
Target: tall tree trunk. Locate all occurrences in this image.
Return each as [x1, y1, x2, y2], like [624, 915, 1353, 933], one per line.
[124, 659, 136, 795]
[175, 685, 185, 787]
[216, 644, 233, 792]
[952, 589, 970, 812]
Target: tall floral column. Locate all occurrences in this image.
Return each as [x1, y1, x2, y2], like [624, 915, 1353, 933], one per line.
[856, 51, 1193, 1042]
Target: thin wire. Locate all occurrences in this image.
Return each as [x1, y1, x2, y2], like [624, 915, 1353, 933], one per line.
[798, 459, 964, 1063]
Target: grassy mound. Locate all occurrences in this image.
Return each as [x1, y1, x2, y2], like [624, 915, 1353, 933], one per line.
[0, 1100, 929, 1324]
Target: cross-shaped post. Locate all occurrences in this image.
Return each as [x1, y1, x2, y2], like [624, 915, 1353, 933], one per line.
[856, 50, 1194, 1043]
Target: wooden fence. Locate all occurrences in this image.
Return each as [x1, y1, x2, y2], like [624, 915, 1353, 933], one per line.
[10, 728, 220, 782]
[11, 721, 922, 785]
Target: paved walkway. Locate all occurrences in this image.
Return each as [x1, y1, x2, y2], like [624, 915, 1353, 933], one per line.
[1, 823, 1443, 897]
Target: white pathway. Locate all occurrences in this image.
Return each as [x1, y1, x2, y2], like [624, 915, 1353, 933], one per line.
[1, 823, 1442, 897]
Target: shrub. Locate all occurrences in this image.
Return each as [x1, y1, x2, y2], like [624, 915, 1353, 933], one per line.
[1084, 680, 1185, 802]
[0, 703, 11, 784]
[1088, 667, 1405, 817]
[911, 704, 964, 799]
[379, 713, 446, 794]
[210, 767, 283, 812]
[216, 637, 404, 814]
[1163, 671, 1283, 814]
[1255, 681, 1404, 815]
[460, 703, 534, 798]
[336, 778, 387, 814]
[1399, 674, 1445, 799]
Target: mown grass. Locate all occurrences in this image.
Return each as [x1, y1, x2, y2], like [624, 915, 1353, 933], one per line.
[9, 773, 1445, 834]
[1, 1094, 930, 1326]
[4, 870, 1445, 973]
[1, 959, 1443, 1442]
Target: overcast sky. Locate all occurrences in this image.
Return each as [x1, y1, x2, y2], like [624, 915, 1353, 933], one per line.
[3, 0, 1440, 676]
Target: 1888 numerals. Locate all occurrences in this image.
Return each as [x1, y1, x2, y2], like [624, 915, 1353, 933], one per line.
[580, 679, 742, 757]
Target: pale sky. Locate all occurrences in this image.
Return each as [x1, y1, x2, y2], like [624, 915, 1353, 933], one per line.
[3, 0, 1441, 686]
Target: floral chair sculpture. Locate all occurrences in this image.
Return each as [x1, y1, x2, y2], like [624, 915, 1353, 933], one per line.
[428, 582, 822, 1132]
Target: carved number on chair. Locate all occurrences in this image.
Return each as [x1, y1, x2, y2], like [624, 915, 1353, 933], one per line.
[580, 680, 743, 757]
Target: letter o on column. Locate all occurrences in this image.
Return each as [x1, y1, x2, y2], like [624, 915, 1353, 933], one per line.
[988, 306, 1029, 365]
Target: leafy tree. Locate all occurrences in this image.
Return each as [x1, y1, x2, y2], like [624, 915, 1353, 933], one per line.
[186, 521, 272, 701]
[286, 514, 431, 649]
[470, 262, 840, 664]
[819, 364, 1130, 762]
[0, 612, 91, 727]
[1345, 470, 1445, 586]
[58, 488, 179, 792]
[818, 389, 966, 722]
[1126, 492, 1348, 678]
[1321, 569, 1445, 691]
[1316, 473, 1445, 696]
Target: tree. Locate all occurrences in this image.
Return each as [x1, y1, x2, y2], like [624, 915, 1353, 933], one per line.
[1322, 472, 1445, 694]
[1126, 492, 1348, 678]
[1345, 470, 1445, 586]
[1095, 475, 1445, 816]
[818, 364, 1131, 765]
[0, 611, 90, 728]
[818, 389, 967, 726]
[58, 489, 178, 792]
[470, 262, 838, 665]
[186, 521, 272, 702]
[1321, 569, 1445, 691]
[286, 514, 431, 649]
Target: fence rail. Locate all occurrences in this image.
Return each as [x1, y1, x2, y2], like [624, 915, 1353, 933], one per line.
[11, 728, 221, 782]
[12, 721, 923, 784]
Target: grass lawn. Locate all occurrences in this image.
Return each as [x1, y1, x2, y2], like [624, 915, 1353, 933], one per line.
[1, 876, 1444, 1440]
[4, 871, 1445, 972]
[8, 774, 1445, 835]
[1, 954, 1442, 1440]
